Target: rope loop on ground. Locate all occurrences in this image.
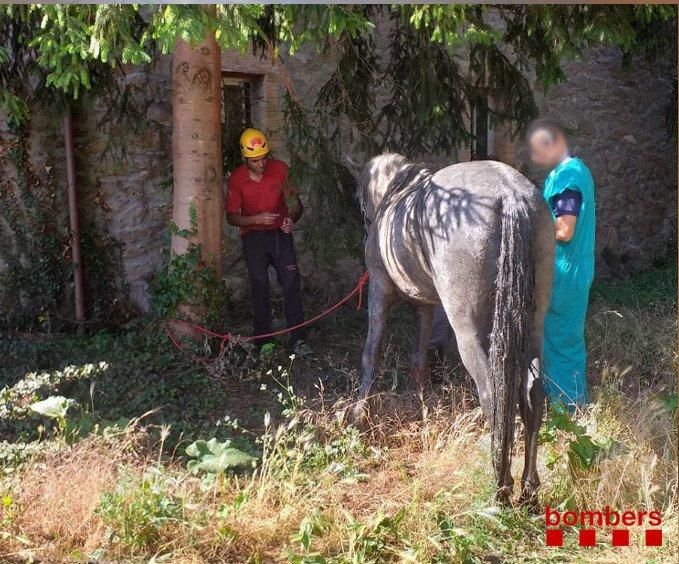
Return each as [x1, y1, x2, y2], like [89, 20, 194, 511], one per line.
[165, 271, 369, 359]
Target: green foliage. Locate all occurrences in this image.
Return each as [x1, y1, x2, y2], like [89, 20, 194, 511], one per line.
[0, 83, 28, 126]
[150, 204, 225, 322]
[0, 4, 150, 102]
[284, 95, 365, 265]
[2, 4, 670, 125]
[0, 123, 70, 329]
[0, 122, 119, 330]
[185, 437, 257, 476]
[0, 323, 252, 451]
[539, 401, 607, 470]
[98, 468, 183, 551]
[291, 511, 330, 557]
[0, 266, 676, 562]
[382, 9, 471, 156]
[79, 225, 123, 323]
[29, 395, 70, 426]
[246, 4, 372, 61]
[1, 4, 675, 268]
[502, 5, 677, 91]
[301, 425, 368, 479]
[0, 3, 371, 114]
[345, 510, 407, 561]
[151, 4, 220, 54]
[664, 391, 678, 417]
[0, 361, 109, 444]
[0, 440, 60, 471]
[591, 260, 678, 310]
[280, 4, 676, 261]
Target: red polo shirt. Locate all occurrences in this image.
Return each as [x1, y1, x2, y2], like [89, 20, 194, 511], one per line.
[225, 159, 290, 235]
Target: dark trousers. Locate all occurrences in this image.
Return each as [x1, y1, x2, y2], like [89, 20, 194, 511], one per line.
[242, 229, 306, 344]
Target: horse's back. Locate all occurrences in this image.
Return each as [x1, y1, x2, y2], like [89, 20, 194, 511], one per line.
[431, 160, 541, 203]
[368, 157, 551, 305]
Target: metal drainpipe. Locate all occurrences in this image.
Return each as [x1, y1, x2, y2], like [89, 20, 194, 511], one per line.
[63, 106, 85, 333]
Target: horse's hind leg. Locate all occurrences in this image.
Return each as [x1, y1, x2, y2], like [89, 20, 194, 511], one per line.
[448, 327, 493, 419]
[354, 270, 396, 424]
[518, 352, 545, 509]
[446, 309, 515, 499]
[411, 305, 433, 419]
[519, 221, 552, 508]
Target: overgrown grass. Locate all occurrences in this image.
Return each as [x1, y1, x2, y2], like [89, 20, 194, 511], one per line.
[1, 264, 676, 562]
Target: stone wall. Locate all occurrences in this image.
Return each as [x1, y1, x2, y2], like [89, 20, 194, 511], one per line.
[0, 43, 676, 317]
[535, 48, 677, 277]
[72, 57, 174, 311]
[487, 47, 677, 278]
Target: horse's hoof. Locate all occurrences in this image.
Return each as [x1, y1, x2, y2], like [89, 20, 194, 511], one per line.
[518, 487, 540, 514]
[495, 480, 515, 507]
[495, 490, 514, 508]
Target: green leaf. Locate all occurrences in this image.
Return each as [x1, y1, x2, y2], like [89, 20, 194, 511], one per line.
[29, 395, 70, 419]
[185, 438, 257, 475]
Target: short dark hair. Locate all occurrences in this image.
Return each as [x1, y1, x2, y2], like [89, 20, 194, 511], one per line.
[523, 118, 569, 145]
[519, 118, 569, 162]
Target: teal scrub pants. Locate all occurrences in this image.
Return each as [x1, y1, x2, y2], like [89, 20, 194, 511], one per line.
[542, 256, 593, 407]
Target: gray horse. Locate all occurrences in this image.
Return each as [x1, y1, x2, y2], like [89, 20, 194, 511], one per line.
[356, 153, 555, 504]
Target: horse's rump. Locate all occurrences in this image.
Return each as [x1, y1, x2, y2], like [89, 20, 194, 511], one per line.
[356, 151, 554, 503]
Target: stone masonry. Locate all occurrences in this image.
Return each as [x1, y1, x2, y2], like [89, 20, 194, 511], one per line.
[0, 44, 676, 314]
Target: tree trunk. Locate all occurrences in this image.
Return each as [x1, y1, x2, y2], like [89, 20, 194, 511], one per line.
[171, 24, 223, 282]
[63, 107, 85, 333]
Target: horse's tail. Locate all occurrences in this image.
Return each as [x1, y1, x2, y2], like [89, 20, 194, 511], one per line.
[488, 194, 535, 501]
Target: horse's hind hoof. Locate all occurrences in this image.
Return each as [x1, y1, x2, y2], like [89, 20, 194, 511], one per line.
[518, 488, 540, 514]
[495, 482, 515, 508]
[496, 491, 514, 508]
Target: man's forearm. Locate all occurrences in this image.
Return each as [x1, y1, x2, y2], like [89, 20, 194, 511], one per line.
[226, 212, 257, 227]
[554, 214, 577, 242]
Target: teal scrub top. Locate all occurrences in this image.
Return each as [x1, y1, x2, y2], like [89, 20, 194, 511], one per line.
[543, 157, 596, 268]
[541, 156, 596, 407]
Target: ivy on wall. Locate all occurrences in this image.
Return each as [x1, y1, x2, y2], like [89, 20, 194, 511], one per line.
[0, 121, 120, 331]
[150, 204, 225, 326]
[0, 122, 70, 329]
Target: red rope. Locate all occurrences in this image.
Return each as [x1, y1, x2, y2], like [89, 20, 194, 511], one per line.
[166, 271, 369, 353]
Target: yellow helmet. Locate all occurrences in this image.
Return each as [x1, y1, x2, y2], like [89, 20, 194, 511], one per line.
[240, 128, 269, 158]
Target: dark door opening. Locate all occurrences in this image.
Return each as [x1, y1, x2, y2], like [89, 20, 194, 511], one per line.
[222, 77, 254, 173]
[471, 96, 493, 161]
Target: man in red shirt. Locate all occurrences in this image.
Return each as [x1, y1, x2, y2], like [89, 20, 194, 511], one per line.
[225, 128, 311, 357]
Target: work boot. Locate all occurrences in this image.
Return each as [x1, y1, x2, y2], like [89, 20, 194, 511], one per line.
[290, 339, 313, 359]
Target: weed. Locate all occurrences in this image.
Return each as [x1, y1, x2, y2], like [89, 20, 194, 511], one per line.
[0, 264, 675, 562]
[97, 468, 184, 552]
[149, 203, 225, 324]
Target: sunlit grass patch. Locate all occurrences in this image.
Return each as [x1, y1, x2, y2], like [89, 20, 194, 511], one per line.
[0, 263, 676, 562]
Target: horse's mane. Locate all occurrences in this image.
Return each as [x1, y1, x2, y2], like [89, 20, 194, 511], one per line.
[358, 153, 433, 226]
[389, 162, 433, 196]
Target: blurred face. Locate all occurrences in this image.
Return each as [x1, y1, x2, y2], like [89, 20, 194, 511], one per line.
[245, 154, 268, 175]
[528, 129, 568, 169]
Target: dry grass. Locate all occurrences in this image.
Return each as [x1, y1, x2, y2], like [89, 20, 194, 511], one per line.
[14, 444, 122, 555]
[1, 269, 677, 562]
[3, 384, 675, 562]
[1, 429, 153, 561]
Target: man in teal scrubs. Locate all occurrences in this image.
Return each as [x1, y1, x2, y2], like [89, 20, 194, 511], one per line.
[526, 120, 596, 409]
